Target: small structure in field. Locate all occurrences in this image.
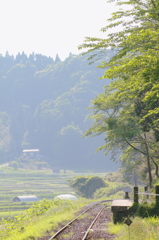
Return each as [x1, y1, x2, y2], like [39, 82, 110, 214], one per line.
[13, 195, 40, 202]
[111, 199, 133, 212]
[111, 199, 134, 223]
[22, 149, 40, 159]
[55, 194, 77, 201]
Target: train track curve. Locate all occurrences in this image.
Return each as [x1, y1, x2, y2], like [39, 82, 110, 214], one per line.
[38, 200, 116, 240]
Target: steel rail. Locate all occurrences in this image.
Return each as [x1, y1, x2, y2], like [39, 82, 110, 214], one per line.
[48, 200, 111, 240]
[82, 204, 107, 240]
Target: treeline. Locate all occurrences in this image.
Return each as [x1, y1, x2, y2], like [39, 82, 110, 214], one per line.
[0, 51, 117, 171]
[0, 51, 57, 75]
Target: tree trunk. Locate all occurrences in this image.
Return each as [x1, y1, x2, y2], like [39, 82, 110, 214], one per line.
[151, 157, 159, 178]
[144, 133, 152, 188]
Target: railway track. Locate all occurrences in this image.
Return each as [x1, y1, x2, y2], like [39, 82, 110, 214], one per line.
[38, 200, 115, 240]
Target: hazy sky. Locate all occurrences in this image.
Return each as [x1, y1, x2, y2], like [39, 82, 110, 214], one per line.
[0, 0, 116, 60]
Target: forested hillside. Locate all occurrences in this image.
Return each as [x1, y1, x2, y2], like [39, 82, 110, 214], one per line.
[0, 51, 118, 171]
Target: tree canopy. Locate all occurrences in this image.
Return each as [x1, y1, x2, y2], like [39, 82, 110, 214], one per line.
[79, 0, 159, 186]
[68, 175, 107, 198]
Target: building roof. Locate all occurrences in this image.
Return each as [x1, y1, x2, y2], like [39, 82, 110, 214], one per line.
[111, 199, 133, 207]
[23, 149, 39, 153]
[55, 194, 77, 201]
[13, 195, 40, 202]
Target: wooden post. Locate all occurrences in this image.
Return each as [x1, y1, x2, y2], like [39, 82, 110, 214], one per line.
[144, 186, 149, 200]
[134, 187, 138, 204]
[155, 185, 159, 209]
[144, 186, 148, 192]
[125, 192, 130, 199]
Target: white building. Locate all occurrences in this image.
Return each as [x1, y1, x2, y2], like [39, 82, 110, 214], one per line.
[22, 149, 40, 158]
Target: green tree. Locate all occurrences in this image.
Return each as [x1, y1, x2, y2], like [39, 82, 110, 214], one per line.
[84, 90, 158, 186]
[68, 176, 107, 198]
[79, 0, 159, 187]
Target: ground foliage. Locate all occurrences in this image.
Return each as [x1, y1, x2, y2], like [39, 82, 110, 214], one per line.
[0, 198, 88, 240]
[133, 184, 159, 218]
[0, 199, 60, 238]
[79, 0, 159, 186]
[108, 216, 159, 240]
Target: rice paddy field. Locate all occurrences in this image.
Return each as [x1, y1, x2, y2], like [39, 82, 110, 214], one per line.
[0, 167, 106, 219]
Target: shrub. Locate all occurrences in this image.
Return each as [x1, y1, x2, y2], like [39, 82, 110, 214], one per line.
[133, 203, 159, 218]
[68, 176, 107, 198]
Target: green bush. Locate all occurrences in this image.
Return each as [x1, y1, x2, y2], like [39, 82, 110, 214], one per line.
[133, 203, 159, 218]
[68, 176, 107, 198]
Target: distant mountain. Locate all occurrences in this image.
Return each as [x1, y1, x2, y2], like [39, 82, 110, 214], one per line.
[0, 51, 119, 172]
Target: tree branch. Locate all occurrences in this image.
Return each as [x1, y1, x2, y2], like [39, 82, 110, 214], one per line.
[123, 137, 146, 155]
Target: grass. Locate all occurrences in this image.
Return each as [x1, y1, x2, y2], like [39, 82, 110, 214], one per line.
[0, 198, 92, 240]
[0, 210, 25, 218]
[108, 217, 159, 240]
[61, 232, 74, 239]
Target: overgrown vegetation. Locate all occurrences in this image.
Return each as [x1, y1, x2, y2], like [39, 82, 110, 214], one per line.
[68, 174, 132, 199]
[107, 185, 159, 239]
[132, 185, 159, 218]
[68, 175, 107, 198]
[108, 217, 159, 240]
[0, 198, 92, 240]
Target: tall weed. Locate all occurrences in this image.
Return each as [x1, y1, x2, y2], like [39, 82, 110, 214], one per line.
[108, 217, 159, 240]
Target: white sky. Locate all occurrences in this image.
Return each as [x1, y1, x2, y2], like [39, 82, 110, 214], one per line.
[0, 0, 116, 61]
